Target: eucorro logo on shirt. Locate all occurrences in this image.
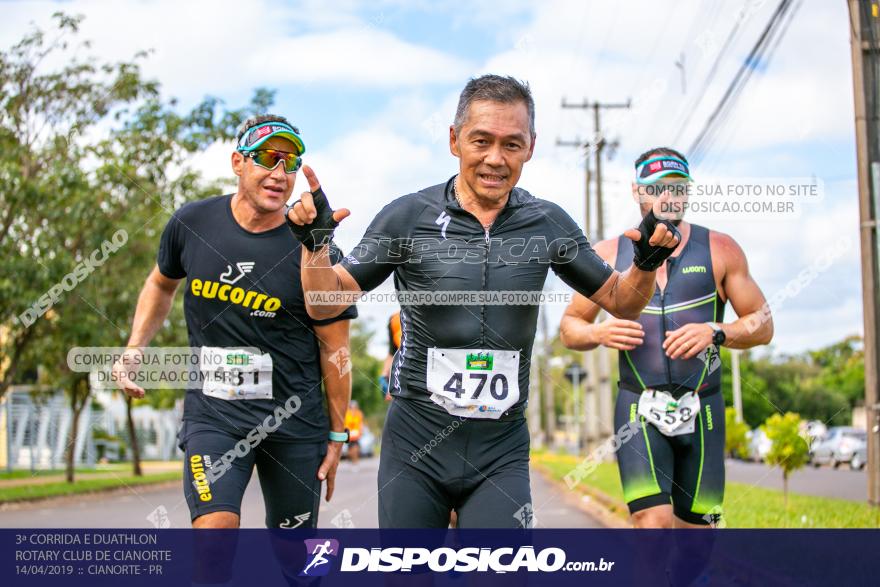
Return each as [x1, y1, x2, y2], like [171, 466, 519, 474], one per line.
[190, 278, 281, 318]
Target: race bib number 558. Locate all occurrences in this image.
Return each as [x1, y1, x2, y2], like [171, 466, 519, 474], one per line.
[637, 389, 700, 436]
[427, 348, 520, 419]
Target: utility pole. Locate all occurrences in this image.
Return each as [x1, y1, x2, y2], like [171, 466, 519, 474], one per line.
[554, 137, 592, 230]
[848, 0, 880, 507]
[556, 137, 596, 452]
[565, 362, 587, 452]
[558, 98, 631, 445]
[560, 98, 631, 238]
[731, 350, 744, 423]
[528, 352, 543, 447]
[539, 308, 556, 447]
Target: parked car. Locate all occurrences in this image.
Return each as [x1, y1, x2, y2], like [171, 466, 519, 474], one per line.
[810, 427, 866, 468]
[803, 420, 827, 448]
[747, 428, 772, 462]
[850, 444, 867, 471]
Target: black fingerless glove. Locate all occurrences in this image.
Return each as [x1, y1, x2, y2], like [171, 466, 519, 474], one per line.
[632, 209, 680, 271]
[286, 187, 339, 251]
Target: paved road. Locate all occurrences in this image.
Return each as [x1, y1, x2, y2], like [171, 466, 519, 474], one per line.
[0, 458, 602, 528]
[726, 458, 867, 501]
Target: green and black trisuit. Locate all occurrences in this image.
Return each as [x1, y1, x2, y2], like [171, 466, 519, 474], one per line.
[613, 224, 726, 525]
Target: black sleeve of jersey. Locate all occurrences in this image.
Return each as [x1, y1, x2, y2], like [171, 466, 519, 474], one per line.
[157, 213, 186, 279]
[547, 203, 614, 298]
[311, 242, 359, 325]
[339, 197, 415, 292]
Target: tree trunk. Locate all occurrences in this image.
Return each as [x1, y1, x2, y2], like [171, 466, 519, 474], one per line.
[65, 377, 89, 483]
[65, 409, 78, 483]
[0, 327, 36, 401]
[782, 471, 789, 510]
[126, 395, 142, 476]
[66, 398, 80, 483]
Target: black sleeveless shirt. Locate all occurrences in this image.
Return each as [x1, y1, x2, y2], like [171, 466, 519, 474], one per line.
[613, 224, 725, 395]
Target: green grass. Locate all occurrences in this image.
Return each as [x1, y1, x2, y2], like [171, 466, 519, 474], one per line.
[531, 451, 880, 528]
[722, 482, 880, 528]
[0, 464, 130, 481]
[0, 471, 181, 503]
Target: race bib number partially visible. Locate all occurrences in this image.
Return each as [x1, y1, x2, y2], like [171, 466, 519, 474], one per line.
[637, 389, 700, 436]
[427, 348, 520, 420]
[200, 347, 273, 401]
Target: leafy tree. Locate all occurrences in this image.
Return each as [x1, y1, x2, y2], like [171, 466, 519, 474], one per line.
[0, 13, 155, 394]
[762, 412, 810, 509]
[790, 380, 850, 427]
[720, 348, 775, 428]
[349, 321, 383, 418]
[2, 13, 274, 479]
[725, 407, 750, 459]
[810, 335, 864, 407]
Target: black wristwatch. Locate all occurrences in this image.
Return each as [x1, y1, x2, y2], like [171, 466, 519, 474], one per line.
[708, 323, 726, 347]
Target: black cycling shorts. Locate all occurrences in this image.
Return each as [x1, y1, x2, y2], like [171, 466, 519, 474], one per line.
[614, 387, 725, 525]
[179, 420, 326, 528]
[378, 398, 533, 529]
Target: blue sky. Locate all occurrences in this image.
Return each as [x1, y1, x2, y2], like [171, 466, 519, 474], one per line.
[3, 0, 863, 357]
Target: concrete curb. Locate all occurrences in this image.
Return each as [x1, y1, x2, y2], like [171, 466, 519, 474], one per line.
[531, 464, 631, 529]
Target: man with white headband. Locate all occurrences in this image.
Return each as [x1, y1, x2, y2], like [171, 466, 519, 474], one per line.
[560, 146, 774, 528]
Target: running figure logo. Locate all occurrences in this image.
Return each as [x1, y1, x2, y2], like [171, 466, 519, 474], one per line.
[219, 261, 255, 285]
[299, 539, 339, 577]
[279, 512, 311, 528]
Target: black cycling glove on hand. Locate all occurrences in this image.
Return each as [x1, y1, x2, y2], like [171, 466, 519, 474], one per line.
[632, 209, 680, 271]
[286, 187, 339, 251]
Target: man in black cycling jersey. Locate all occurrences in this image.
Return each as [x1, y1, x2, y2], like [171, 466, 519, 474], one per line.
[560, 147, 774, 528]
[113, 114, 356, 531]
[287, 75, 681, 528]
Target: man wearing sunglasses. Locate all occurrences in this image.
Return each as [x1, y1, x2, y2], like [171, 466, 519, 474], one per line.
[114, 115, 356, 533]
[286, 75, 683, 529]
[559, 147, 774, 529]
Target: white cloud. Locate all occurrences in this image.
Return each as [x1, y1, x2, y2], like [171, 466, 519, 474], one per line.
[465, 0, 860, 357]
[2, 0, 863, 355]
[248, 28, 471, 87]
[1, 0, 473, 106]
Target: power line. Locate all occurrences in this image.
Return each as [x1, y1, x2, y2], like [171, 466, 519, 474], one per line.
[558, 99, 631, 238]
[687, 0, 797, 164]
[688, 0, 795, 162]
[557, 97, 631, 449]
[625, 0, 685, 98]
[583, 6, 623, 91]
[702, 0, 803, 173]
[671, 1, 752, 146]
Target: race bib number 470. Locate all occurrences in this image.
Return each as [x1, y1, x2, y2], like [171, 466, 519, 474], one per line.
[200, 347, 273, 401]
[427, 348, 520, 419]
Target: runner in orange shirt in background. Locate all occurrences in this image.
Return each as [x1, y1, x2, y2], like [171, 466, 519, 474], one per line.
[344, 400, 365, 465]
[380, 312, 402, 401]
